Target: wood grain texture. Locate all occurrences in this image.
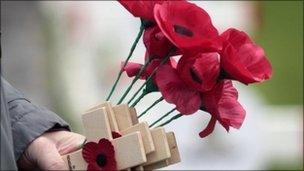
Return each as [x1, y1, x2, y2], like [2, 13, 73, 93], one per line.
[62, 149, 87, 170]
[131, 165, 144, 171]
[113, 104, 133, 131]
[139, 132, 181, 170]
[166, 132, 181, 165]
[113, 132, 147, 170]
[128, 107, 139, 125]
[143, 127, 171, 166]
[87, 101, 119, 132]
[82, 107, 112, 142]
[143, 160, 169, 170]
[121, 122, 155, 154]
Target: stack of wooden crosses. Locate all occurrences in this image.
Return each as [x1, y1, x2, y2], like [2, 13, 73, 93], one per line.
[62, 102, 181, 170]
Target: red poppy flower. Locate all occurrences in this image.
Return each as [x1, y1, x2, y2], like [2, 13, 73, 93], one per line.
[143, 26, 177, 59]
[121, 59, 161, 80]
[119, 0, 166, 22]
[122, 57, 178, 80]
[121, 61, 142, 78]
[82, 138, 117, 171]
[154, 1, 220, 52]
[220, 28, 272, 84]
[199, 80, 246, 138]
[177, 52, 220, 92]
[155, 63, 201, 115]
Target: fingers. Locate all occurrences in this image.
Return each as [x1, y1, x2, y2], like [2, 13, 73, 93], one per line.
[17, 131, 86, 170]
[44, 131, 86, 155]
[34, 137, 68, 170]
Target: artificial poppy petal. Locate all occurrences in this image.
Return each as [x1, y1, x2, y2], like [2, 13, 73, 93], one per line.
[144, 59, 161, 78]
[155, 64, 201, 114]
[154, 1, 220, 52]
[217, 97, 246, 129]
[122, 58, 173, 81]
[82, 139, 117, 171]
[220, 28, 272, 84]
[121, 61, 142, 78]
[82, 142, 99, 163]
[121, 60, 156, 80]
[97, 139, 115, 155]
[220, 28, 252, 49]
[177, 52, 220, 92]
[202, 80, 246, 133]
[199, 116, 217, 138]
[143, 26, 175, 58]
[87, 163, 101, 171]
[237, 44, 272, 81]
[119, 0, 166, 21]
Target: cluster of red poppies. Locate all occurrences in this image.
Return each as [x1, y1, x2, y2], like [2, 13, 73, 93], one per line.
[119, 1, 272, 138]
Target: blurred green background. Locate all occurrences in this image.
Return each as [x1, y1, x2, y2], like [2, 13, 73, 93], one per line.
[255, 3, 303, 169]
[255, 1, 303, 105]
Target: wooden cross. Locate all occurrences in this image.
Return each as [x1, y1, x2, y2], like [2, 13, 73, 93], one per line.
[62, 102, 181, 170]
[111, 104, 181, 170]
[62, 107, 147, 170]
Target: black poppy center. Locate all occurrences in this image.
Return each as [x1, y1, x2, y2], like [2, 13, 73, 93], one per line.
[141, 18, 155, 28]
[96, 154, 107, 167]
[190, 68, 202, 84]
[218, 69, 228, 80]
[174, 25, 193, 37]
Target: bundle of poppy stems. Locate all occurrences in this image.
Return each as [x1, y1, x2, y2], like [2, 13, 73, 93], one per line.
[106, 1, 272, 138]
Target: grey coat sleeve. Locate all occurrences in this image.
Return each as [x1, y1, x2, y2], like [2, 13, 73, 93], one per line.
[2, 78, 70, 160]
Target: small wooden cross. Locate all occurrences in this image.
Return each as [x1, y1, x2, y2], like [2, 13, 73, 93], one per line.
[62, 107, 147, 170]
[110, 104, 181, 170]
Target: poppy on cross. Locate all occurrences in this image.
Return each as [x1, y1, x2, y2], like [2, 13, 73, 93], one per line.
[61, 102, 181, 171]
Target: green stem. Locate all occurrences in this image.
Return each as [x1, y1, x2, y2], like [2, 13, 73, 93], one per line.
[127, 84, 142, 104]
[138, 97, 164, 118]
[127, 79, 146, 105]
[130, 92, 146, 107]
[117, 58, 152, 105]
[157, 113, 183, 127]
[127, 48, 175, 104]
[106, 23, 144, 101]
[149, 108, 176, 127]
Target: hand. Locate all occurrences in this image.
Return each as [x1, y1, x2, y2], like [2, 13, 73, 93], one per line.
[17, 130, 86, 170]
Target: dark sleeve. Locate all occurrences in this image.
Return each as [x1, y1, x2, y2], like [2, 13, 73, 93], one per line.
[2, 78, 70, 160]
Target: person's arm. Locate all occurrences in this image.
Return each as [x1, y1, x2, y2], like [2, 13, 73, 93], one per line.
[2, 78, 70, 160]
[2, 78, 85, 170]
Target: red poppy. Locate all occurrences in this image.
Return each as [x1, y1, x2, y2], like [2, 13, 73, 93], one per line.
[155, 63, 201, 115]
[118, 0, 166, 22]
[199, 80, 246, 138]
[143, 26, 176, 59]
[82, 138, 117, 171]
[154, 1, 220, 52]
[122, 57, 178, 80]
[220, 28, 272, 84]
[121, 59, 161, 80]
[177, 52, 220, 92]
[121, 61, 142, 78]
